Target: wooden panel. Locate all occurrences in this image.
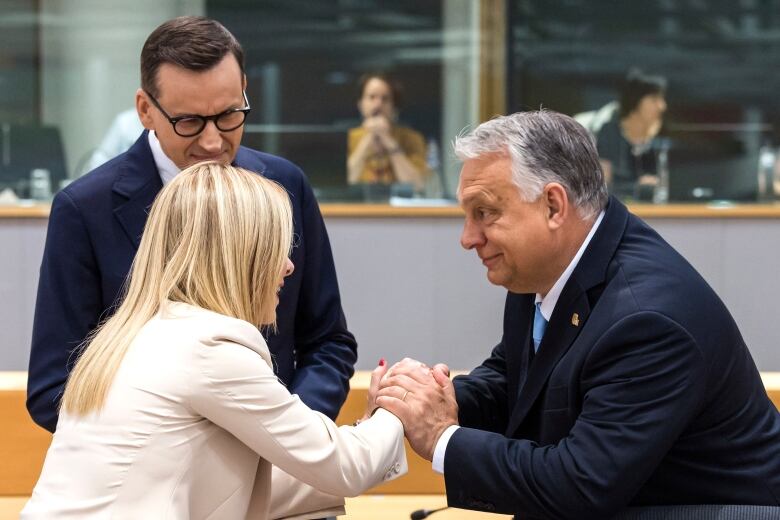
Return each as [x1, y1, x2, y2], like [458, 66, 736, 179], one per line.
[3, 202, 780, 219]
[0, 205, 50, 218]
[628, 203, 780, 219]
[0, 383, 50, 496]
[762, 372, 780, 411]
[2, 371, 779, 497]
[479, 0, 507, 122]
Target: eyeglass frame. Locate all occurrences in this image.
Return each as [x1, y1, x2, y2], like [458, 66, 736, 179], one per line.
[143, 90, 252, 137]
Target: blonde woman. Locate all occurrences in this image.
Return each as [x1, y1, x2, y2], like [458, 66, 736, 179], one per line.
[22, 163, 406, 519]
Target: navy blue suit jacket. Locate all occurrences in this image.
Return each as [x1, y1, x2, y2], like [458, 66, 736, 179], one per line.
[446, 198, 780, 519]
[28, 131, 357, 432]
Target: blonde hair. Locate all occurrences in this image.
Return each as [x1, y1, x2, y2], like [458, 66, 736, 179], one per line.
[62, 162, 293, 415]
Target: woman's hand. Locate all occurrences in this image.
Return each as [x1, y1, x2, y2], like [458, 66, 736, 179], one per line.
[358, 358, 388, 422]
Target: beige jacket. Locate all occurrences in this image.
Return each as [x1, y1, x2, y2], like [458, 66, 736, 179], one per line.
[22, 302, 406, 519]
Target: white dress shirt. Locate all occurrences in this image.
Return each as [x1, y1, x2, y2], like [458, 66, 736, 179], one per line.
[432, 210, 605, 474]
[148, 130, 180, 185]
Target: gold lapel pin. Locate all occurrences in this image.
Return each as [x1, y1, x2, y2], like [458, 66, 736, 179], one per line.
[571, 313, 580, 327]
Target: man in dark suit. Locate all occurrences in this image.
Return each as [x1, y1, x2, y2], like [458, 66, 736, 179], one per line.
[377, 111, 780, 519]
[28, 16, 356, 432]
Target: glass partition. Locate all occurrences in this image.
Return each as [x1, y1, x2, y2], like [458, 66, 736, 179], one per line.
[508, 0, 780, 203]
[0, 1, 480, 205]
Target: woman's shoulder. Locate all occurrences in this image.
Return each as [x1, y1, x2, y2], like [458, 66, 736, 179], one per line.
[152, 301, 271, 366]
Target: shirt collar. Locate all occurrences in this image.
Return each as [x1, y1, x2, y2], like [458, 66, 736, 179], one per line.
[535, 210, 605, 320]
[147, 130, 180, 185]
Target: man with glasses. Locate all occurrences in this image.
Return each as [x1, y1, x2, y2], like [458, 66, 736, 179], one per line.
[28, 16, 358, 440]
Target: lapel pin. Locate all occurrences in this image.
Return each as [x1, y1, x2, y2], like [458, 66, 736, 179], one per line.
[571, 313, 580, 327]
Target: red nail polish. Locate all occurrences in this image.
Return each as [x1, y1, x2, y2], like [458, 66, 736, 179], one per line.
[379, 358, 386, 366]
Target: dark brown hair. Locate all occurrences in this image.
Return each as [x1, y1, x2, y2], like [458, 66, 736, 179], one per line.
[356, 72, 403, 109]
[618, 68, 667, 118]
[140, 16, 245, 97]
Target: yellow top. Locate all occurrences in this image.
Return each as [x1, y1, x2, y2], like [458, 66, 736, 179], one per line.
[348, 125, 428, 184]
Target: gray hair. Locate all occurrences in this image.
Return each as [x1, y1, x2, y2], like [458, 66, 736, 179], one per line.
[453, 110, 609, 220]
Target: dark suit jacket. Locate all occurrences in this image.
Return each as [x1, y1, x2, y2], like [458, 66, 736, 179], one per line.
[28, 131, 357, 432]
[446, 197, 780, 519]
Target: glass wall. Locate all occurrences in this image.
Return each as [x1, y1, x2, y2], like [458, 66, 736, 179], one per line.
[0, 0, 479, 204]
[7, 1, 780, 205]
[508, 0, 780, 203]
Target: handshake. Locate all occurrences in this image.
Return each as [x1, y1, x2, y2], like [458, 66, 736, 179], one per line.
[361, 358, 460, 461]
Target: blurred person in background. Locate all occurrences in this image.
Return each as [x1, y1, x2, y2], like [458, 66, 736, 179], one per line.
[587, 69, 667, 200]
[347, 72, 429, 191]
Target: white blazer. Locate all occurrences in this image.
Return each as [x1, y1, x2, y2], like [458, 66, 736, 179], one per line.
[22, 302, 406, 519]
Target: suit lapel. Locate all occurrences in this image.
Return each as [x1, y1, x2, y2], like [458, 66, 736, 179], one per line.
[505, 197, 630, 435]
[234, 146, 267, 175]
[112, 131, 163, 250]
[110, 143, 269, 250]
[503, 294, 535, 408]
[506, 282, 591, 435]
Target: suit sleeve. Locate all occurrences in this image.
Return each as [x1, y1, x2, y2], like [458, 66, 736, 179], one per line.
[27, 190, 104, 432]
[444, 312, 707, 519]
[453, 339, 510, 434]
[190, 339, 406, 498]
[288, 176, 357, 419]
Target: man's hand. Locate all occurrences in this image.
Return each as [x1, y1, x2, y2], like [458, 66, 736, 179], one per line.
[376, 358, 458, 461]
[363, 115, 391, 137]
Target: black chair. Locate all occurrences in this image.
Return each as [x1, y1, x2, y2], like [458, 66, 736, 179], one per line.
[612, 505, 780, 519]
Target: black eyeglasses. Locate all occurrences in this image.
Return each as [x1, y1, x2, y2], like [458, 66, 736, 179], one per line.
[144, 90, 251, 137]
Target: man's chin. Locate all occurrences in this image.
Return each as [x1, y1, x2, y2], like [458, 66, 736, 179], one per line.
[486, 270, 508, 288]
[186, 153, 232, 166]
[487, 270, 524, 292]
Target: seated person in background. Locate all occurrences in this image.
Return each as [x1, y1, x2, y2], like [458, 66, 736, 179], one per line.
[594, 69, 667, 199]
[347, 73, 429, 191]
[21, 163, 406, 520]
[83, 108, 144, 173]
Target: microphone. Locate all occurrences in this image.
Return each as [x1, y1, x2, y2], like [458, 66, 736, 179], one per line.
[410, 506, 449, 519]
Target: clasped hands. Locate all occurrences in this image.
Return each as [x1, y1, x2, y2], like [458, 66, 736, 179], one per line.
[363, 358, 459, 461]
[362, 114, 399, 151]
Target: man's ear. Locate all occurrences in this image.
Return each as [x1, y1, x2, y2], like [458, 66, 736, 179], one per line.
[135, 89, 154, 130]
[242, 74, 247, 92]
[543, 182, 569, 230]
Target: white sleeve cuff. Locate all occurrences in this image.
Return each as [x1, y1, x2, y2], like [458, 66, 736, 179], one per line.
[431, 424, 460, 474]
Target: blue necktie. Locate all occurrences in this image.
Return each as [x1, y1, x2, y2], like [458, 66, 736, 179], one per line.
[532, 302, 548, 352]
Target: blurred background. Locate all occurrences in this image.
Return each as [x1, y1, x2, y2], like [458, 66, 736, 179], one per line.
[3, 0, 780, 203]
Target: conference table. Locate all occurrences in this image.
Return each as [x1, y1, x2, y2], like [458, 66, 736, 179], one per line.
[0, 495, 510, 519]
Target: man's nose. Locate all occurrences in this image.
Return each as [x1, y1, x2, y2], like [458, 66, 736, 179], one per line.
[460, 219, 485, 250]
[197, 121, 223, 153]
